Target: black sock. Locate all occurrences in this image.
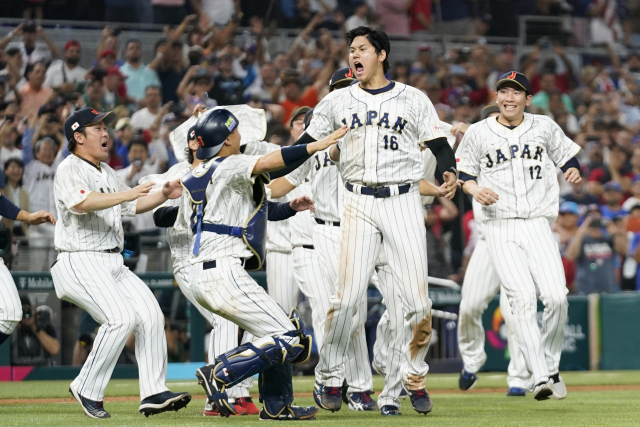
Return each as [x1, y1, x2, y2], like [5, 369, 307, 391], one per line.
[550, 373, 560, 383]
[0, 332, 9, 346]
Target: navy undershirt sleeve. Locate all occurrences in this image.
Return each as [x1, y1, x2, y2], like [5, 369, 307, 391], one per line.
[0, 194, 22, 220]
[267, 200, 297, 221]
[153, 206, 179, 227]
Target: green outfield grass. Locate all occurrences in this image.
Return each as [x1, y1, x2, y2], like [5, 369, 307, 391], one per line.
[1, 372, 639, 426]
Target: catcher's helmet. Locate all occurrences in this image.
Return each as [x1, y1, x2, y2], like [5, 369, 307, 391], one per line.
[193, 108, 239, 160]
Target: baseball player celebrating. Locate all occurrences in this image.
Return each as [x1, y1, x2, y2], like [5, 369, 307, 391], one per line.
[0, 199, 56, 347]
[292, 26, 458, 414]
[453, 105, 530, 395]
[152, 115, 315, 416]
[457, 71, 581, 400]
[50, 108, 191, 418]
[175, 108, 347, 420]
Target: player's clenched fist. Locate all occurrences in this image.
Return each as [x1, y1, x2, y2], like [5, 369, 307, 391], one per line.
[563, 167, 581, 184]
[23, 210, 56, 225]
[441, 171, 458, 197]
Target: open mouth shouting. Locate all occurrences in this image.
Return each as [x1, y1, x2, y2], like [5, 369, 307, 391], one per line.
[354, 61, 364, 77]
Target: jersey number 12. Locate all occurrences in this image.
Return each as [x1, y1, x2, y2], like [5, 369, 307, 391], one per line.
[529, 165, 542, 180]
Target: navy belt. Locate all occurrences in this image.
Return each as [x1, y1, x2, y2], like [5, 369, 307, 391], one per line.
[104, 247, 121, 254]
[203, 258, 246, 270]
[345, 182, 411, 198]
[315, 218, 340, 227]
[302, 245, 314, 250]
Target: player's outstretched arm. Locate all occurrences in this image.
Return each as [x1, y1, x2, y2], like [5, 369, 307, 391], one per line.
[74, 182, 155, 213]
[253, 126, 348, 175]
[267, 177, 298, 199]
[461, 179, 499, 206]
[136, 179, 183, 214]
[17, 210, 57, 226]
[419, 180, 445, 198]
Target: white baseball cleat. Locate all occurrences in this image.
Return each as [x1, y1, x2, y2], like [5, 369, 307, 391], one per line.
[533, 380, 553, 401]
[549, 373, 567, 400]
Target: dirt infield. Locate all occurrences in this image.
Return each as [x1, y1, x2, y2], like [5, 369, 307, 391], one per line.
[2, 384, 639, 405]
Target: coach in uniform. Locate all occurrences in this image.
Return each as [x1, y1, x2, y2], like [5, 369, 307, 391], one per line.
[50, 107, 191, 418]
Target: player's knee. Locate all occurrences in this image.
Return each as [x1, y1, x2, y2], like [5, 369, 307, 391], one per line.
[545, 293, 568, 313]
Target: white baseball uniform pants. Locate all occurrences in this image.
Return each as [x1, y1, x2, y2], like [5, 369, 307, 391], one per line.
[51, 252, 168, 401]
[174, 263, 254, 400]
[485, 218, 568, 387]
[266, 251, 299, 313]
[457, 239, 529, 389]
[191, 257, 298, 355]
[317, 187, 431, 391]
[0, 259, 21, 335]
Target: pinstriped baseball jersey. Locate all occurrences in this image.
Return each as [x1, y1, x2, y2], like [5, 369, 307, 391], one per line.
[305, 82, 446, 186]
[53, 155, 137, 252]
[457, 114, 580, 221]
[288, 183, 314, 247]
[24, 160, 59, 217]
[151, 161, 192, 271]
[175, 155, 262, 263]
[286, 148, 343, 223]
[242, 140, 292, 253]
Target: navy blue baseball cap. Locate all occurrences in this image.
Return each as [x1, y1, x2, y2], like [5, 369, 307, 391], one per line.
[64, 107, 116, 144]
[329, 67, 356, 89]
[495, 71, 531, 94]
[192, 108, 239, 160]
[303, 108, 314, 130]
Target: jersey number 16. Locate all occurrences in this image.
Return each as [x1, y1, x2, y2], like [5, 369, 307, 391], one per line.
[383, 135, 398, 150]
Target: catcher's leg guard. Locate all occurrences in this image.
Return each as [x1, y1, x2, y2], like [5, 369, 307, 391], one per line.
[289, 308, 312, 364]
[259, 363, 294, 417]
[213, 335, 306, 388]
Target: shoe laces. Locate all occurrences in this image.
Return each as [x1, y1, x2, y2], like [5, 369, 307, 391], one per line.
[327, 387, 341, 397]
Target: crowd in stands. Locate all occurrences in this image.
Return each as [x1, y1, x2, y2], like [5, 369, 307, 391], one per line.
[2, 1, 640, 297]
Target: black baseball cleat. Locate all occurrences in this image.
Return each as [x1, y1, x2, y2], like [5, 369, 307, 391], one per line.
[406, 388, 433, 414]
[320, 386, 343, 412]
[139, 391, 192, 417]
[459, 369, 478, 391]
[380, 405, 401, 416]
[196, 364, 236, 417]
[347, 391, 378, 411]
[259, 405, 320, 421]
[68, 385, 111, 419]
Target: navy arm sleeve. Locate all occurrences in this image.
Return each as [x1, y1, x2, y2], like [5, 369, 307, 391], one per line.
[269, 132, 318, 179]
[267, 200, 297, 221]
[426, 137, 457, 174]
[560, 157, 580, 173]
[0, 194, 22, 220]
[459, 172, 477, 183]
[153, 206, 179, 228]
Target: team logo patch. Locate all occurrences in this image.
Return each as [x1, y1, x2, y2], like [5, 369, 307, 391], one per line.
[80, 190, 85, 194]
[224, 117, 237, 132]
[190, 130, 195, 139]
[507, 71, 517, 80]
[89, 108, 99, 114]
[197, 136, 205, 147]
[71, 122, 80, 130]
[345, 68, 353, 78]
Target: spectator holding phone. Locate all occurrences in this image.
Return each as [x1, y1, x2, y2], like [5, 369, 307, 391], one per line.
[12, 296, 60, 366]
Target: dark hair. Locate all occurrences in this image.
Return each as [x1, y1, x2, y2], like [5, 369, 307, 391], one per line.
[68, 127, 87, 153]
[125, 39, 141, 50]
[4, 158, 25, 186]
[345, 26, 391, 74]
[128, 138, 148, 152]
[184, 146, 195, 164]
[154, 37, 167, 53]
[145, 85, 162, 94]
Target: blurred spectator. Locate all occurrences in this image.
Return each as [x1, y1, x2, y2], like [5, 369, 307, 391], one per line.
[436, 0, 472, 35]
[120, 39, 161, 103]
[531, 71, 575, 114]
[0, 123, 22, 167]
[12, 296, 60, 366]
[0, 21, 59, 77]
[567, 215, 626, 294]
[601, 181, 627, 220]
[410, 0, 433, 34]
[377, 0, 411, 37]
[244, 62, 279, 104]
[18, 62, 53, 118]
[391, 61, 410, 84]
[424, 197, 458, 279]
[115, 118, 134, 167]
[178, 67, 216, 113]
[441, 64, 488, 107]
[345, 2, 369, 32]
[83, 78, 106, 111]
[131, 86, 164, 130]
[281, 0, 315, 29]
[151, 0, 193, 24]
[43, 40, 86, 92]
[525, 43, 573, 95]
[555, 201, 580, 289]
[104, 67, 126, 109]
[587, 144, 632, 196]
[208, 53, 244, 106]
[202, 0, 236, 27]
[548, 89, 581, 135]
[588, 0, 625, 46]
[562, 182, 600, 217]
[105, 128, 124, 170]
[1, 158, 29, 237]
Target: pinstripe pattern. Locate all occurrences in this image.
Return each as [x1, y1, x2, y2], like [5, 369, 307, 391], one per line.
[266, 251, 299, 313]
[51, 252, 168, 401]
[0, 259, 21, 335]
[485, 218, 568, 385]
[457, 238, 528, 387]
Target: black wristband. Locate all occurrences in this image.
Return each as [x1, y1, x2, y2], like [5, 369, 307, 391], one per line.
[281, 144, 311, 166]
[560, 157, 580, 173]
